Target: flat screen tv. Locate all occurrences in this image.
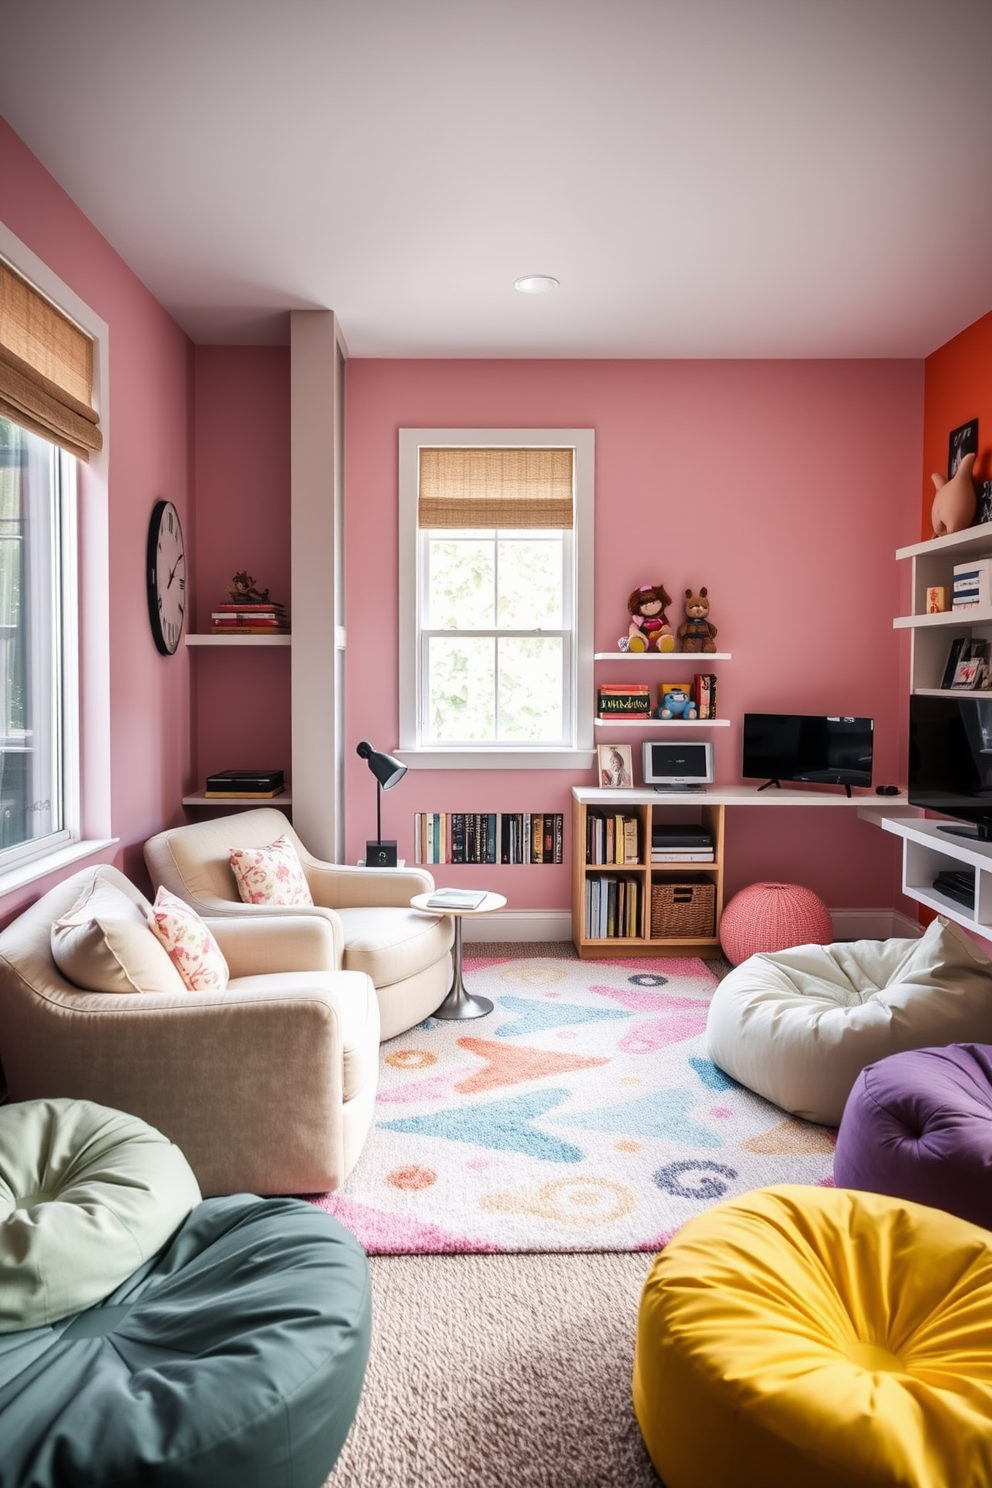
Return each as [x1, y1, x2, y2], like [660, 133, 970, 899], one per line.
[642, 740, 715, 791]
[908, 693, 992, 840]
[742, 713, 874, 796]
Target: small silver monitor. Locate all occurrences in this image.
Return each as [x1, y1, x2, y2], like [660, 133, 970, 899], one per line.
[642, 740, 715, 791]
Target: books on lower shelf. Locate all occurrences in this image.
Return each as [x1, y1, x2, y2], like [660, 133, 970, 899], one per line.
[585, 876, 641, 938]
[414, 812, 564, 865]
[210, 600, 290, 634]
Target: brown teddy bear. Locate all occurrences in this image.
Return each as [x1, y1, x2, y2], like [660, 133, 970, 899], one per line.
[678, 588, 718, 652]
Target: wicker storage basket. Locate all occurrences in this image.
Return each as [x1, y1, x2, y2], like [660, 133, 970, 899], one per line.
[651, 878, 716, 938]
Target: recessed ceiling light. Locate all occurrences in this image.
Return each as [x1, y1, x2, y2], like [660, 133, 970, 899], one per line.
[514, 275, 560, 294]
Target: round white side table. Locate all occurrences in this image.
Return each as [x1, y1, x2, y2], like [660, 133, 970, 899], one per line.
[410, 891, 507, 1019]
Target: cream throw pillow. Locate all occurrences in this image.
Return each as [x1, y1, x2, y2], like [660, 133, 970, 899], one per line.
[51, 877, 186, 995]
[229, 833, 314, 906]
[148, 886, 230, 992]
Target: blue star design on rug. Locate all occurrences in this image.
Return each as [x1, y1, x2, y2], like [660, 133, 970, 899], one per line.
[545, 1089, 722, 1147]
[494, 996, 631, 1040]
[379, 1088, 585, 1163]
[689, 1056, 738, 1092]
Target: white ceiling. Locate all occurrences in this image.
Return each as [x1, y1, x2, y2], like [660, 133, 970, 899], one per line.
[2, 0, 991, 357]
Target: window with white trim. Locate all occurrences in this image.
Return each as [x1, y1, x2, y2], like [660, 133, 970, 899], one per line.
[398, 429, 594, 768]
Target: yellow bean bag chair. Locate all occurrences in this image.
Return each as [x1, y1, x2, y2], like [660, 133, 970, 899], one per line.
[633, 1184, 992, 1488]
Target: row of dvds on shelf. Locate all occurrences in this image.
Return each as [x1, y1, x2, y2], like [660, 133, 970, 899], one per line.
[414, 812, 564, 865]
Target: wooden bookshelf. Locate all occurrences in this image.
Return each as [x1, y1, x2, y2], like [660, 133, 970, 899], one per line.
[572, 788, 725, 958]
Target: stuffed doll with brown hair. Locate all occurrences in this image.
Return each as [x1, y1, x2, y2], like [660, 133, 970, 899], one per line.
[619, 583, 676, 652]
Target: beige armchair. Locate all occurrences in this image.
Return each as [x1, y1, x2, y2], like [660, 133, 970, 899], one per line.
[0, 865, 379, 1197]
[143, 808, 453, 1041]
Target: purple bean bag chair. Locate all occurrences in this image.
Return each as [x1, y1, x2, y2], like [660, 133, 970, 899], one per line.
[834, 1043, 992, 1229]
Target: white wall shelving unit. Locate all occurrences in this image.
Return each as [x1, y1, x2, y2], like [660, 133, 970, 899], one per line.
[879, 519, 992, 928]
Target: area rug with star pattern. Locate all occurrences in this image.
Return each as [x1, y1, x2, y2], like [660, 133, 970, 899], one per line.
[310, 952, 836, 1253]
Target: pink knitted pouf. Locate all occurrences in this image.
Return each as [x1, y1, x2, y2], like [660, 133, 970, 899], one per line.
[719, 881, 833, 967]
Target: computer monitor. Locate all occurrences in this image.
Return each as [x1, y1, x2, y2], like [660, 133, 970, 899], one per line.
[642, 740, 715, 791]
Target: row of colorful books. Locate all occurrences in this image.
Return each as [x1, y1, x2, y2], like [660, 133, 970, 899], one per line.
[414, 812, 564, 865]
[586, 811, 640, 865]
[210, 600, 290, 635]
[597, 675, 719, 719]
[585, 876, 641, 939]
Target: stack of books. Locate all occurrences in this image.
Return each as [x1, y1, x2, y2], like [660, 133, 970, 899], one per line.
[693, 673, 718, 719]
[414, 811, 564, 864]
[211, 599, 290, 634]
[651, 824, 714, 862]
[204, 769, 286, 799]
[597, 684, 651, 718]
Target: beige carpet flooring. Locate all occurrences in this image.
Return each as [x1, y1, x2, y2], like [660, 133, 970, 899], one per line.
[326, 1250, 661, 1488]
[324, 943, 718, 1487]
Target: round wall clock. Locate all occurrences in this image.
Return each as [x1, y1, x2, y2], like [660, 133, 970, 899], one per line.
[146, 499, 186, 655]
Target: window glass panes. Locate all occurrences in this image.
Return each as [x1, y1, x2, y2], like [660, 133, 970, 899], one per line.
[427, 636, 495, 741]
[428, 539, 495, 629]
[497, 637, 563, 741]
[496, 537, 562, 629]
[0, 418, 65, 856]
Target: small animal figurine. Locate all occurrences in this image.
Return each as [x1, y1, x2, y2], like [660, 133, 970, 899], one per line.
[619, 583, 675, 652]
[228, 570, 270, 602]
[657, 685, 697, 720]
[678, 588, 718, 653]
[931, 453, 977, 537]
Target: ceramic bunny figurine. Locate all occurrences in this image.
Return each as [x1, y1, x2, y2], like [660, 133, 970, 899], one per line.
[931, 452, 977, 537]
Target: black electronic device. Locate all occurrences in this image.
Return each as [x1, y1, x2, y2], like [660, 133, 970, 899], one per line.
[875, 784, 900, 796]
[908, 693, 992, 841]
[741, 713, 874, 797]
[933, 868, 976, 907]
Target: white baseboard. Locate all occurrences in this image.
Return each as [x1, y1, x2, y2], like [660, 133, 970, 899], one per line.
[462, 909, 572, 942]
[465, 907, 923, 945]
[831, 908, 922, 940]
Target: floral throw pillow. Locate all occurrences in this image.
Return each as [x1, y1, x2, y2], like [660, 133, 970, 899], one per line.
[228, 834, 314, 906]
[148, 887, 229, 992]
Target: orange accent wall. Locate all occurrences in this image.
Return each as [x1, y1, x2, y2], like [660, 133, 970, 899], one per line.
[920, 307, 992, 539]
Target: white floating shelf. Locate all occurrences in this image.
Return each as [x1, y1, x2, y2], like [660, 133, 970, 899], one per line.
[182, 793, 293, 806]
[185, 633, 292, 646]
[893, 610, 992, 630]
[594, 717, 730, 728]
[896, 520, 992, 562]
[593, 651, 731, 661]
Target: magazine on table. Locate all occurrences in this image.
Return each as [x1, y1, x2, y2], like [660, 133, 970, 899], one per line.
[425, 888, 489, 910]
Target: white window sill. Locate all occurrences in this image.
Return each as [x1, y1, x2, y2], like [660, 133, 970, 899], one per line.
[395, 749, 596, 771]
[0, 838, 119, 899]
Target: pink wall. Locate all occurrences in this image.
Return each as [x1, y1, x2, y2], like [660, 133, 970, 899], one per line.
[0, 115, 193, 909]
[189, 348, 292, 789]
[345, 359, 923, 914]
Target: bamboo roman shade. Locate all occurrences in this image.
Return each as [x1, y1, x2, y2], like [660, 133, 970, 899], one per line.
[418, 446, 574, 529]
[0, 260, 102, 460]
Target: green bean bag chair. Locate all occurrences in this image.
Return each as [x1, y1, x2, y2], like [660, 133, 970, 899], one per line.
[0, 1192, 371, 1487]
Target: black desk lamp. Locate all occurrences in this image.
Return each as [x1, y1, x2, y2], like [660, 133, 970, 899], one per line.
[357, 741, 407, 867]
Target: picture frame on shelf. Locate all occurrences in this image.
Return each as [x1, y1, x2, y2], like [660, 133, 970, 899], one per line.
[940, 636, 967, 689]
[597, 743, 634, 789]
[950, 638, 988, 690]
[978, 480, 992, 527]
[948, 418, 979, 479]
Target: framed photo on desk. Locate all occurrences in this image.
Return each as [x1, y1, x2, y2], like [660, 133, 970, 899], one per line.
[597, 743, 634, 788]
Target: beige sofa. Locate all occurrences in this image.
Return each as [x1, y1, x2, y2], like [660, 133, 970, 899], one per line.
[0, 864, 379, 1197]
[143, 808, 454, 1040]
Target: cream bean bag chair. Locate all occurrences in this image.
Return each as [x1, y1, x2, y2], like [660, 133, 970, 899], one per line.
[705, 918, 992, 1125]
